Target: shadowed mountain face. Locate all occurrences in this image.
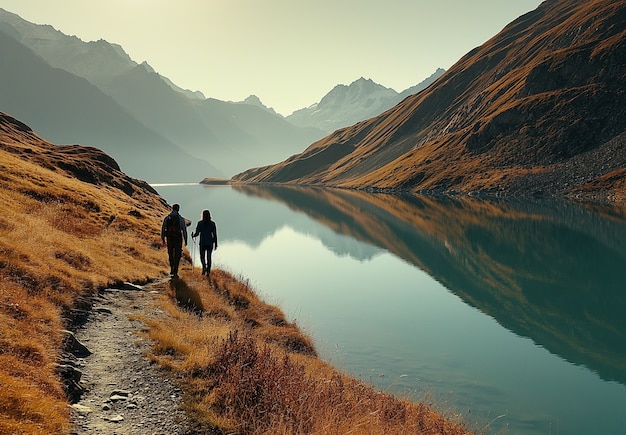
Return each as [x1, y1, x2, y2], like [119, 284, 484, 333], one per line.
[234, 184, 626, 386]
[0, 31, 217, 183]
[0, 8, 326, 177]
[233, 0, 626, 201]
[95, 63, 325, 175]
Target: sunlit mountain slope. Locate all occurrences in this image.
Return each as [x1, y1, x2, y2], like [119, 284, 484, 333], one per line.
[233, 0, 626, 201]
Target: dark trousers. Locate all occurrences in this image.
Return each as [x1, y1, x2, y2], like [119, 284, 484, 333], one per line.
[200, 245, 213, 273]
[166, 236, 183, 275]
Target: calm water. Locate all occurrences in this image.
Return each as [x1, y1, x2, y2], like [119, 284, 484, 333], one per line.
[153, 183, 626, 435]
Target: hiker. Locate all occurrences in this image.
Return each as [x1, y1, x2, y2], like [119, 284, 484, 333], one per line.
[161, 204, 188, 278]
[191, 209, 218, 276]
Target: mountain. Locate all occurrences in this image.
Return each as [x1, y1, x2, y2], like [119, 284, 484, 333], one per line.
[192, 97, 325, 174]
[236, 95, 281, 117]
[396, 68, 446, 100]
[0, 30, 217, 183]
[161, 75, 206, 100]
[91, 61, 325, 175]
[94, 62, 226, 162]
[0, 8, 180, 97]
[0, 8, 326, 177]
[233, 0, 626, 202]
[287, 78, 397, 133]
[286, 70, 445, 133]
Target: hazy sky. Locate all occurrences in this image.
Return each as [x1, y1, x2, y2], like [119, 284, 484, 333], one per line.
[0, 0, 542, 115]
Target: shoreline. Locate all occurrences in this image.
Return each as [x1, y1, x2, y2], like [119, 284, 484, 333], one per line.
[132, 268, 474, 433]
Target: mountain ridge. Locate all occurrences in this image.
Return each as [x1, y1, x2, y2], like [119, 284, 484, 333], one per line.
[0, 7, 458, 181]
[0, 30, 218, 183]
[286, 70, 445, 133]
[232, 0, 626, 202]
[0, 8, 326, 177]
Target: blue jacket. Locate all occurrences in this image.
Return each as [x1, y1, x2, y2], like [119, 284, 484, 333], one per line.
[192, 219, 217, 249]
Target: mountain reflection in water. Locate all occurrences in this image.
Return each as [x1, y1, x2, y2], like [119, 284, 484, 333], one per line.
[234, 184, 626, 387]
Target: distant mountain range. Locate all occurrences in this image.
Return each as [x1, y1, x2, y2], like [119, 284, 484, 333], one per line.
[0, 8, 446, 183]
[0, 29, 217, 183]
[233, 0, 626, 202]
[0, 10, 318, 181]
[286, 71, 445, 133]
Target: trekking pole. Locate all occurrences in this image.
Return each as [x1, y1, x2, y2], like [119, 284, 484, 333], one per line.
[191, 237, 196, 273]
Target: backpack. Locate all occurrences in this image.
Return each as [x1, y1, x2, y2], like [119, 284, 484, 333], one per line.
[165, 214, 181, 238]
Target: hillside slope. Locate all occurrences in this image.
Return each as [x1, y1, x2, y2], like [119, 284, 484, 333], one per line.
[233, 0, 626, 201]
[0, 111, 172, 433]
[96, 63, 325, 175]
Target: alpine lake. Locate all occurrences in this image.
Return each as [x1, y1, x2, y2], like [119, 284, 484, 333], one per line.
[153, 183, 626, 435]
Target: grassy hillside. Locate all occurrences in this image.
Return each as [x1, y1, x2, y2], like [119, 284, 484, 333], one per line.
[147, 270, 471, 434]
[0, 112, 471, 434]
[0, 112, 170, 433]
[232, 0, 626, 200]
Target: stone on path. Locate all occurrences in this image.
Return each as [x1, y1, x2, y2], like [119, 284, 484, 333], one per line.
[70, 404, 92, 415]
[62, 330, 92, 357]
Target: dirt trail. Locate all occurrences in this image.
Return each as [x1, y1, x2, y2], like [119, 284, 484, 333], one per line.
[68, 281, 194, 435]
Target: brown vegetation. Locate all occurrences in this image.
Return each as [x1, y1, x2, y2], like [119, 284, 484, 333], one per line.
[145, 270, 471, 434]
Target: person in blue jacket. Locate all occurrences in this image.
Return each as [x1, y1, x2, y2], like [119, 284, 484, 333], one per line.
[191, 209, 218, 276]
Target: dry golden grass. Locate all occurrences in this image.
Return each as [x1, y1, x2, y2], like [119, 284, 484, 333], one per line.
[0, 117, 170, 433]
[143, 269, 473, 435]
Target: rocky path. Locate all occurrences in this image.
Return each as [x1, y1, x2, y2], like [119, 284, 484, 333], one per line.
[68, 282, 193, 435]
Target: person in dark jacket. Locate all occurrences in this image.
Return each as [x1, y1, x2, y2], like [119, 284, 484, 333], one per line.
[161, 204, 188, 278]
[191, 209, 218, 276]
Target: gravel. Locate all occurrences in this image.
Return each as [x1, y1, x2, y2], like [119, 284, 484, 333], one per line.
[67, 284, 197, 435]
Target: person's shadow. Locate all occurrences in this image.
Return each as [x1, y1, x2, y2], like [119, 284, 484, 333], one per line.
[169, 278, 205, 314]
